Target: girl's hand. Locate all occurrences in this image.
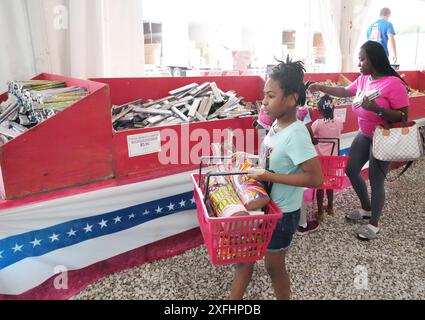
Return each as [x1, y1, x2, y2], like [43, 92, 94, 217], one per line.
[360, 96, 380, 112]
[231, 151, 245, 161]
[232, 151, 258, 162]
[247, 168, 272, 181]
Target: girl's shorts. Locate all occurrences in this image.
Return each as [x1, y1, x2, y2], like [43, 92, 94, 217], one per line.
[267, 209, 301, 252]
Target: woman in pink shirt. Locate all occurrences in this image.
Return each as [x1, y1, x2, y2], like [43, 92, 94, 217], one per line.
[311, 95, 343, 222]
[309, 41, 409, 241]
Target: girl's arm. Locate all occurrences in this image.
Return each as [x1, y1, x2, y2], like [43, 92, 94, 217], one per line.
[309, 84, 354, 98]
[249, 157, 323, 188]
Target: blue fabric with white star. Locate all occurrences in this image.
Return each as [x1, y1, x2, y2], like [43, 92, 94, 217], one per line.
[0, 192, 196, 270]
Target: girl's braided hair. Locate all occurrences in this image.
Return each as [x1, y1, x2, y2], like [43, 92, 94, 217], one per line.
[269, 56, 306, 106]
[317, 94, 334, 120]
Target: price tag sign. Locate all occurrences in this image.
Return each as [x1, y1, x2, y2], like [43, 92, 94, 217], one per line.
[334, 108, 347, 123]
[127, 132, 161, 158]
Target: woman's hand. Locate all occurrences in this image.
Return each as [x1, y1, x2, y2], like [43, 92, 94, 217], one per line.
[308, 84, 322, 93]
[360, 96, 380, 112]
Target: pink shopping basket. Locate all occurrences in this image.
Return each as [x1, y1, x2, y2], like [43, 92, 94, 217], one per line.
[191, 173, 282, 266]
[318, 156, 350, 190]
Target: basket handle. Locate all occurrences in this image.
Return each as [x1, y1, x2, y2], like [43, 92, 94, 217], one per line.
[314, 137, 340, 155]
[198, 155, 259, 187]
[198, 156, 232, 187]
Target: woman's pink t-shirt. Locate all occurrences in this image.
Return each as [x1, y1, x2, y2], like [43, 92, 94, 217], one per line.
[311, 118, 343, 156]
[346, 75, 409, 136]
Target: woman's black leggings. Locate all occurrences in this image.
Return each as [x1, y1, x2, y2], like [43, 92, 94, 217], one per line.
[345, 133, 390, 225]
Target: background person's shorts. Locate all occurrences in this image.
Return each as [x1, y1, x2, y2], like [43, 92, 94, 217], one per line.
[267, 209, 301, 252]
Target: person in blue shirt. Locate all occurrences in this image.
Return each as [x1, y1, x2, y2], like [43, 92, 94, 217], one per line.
[367, 7, 397, 64]
[229, 57, 323, 300]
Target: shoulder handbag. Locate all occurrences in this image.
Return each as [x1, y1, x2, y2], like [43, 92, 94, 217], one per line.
[372, 121, 424, 162]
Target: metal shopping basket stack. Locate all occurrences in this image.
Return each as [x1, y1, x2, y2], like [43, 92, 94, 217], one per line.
[191, 157, 282, 266]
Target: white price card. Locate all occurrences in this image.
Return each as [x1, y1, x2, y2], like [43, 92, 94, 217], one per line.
[334, 108, 347, 123]
[127, 132, 161, 158]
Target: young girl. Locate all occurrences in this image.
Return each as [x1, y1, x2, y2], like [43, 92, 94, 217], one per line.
[257, 84, 320, 237]
[311, 95, 343, 222]
[257, 82, 320, 237]
[229, 57, 323, 300]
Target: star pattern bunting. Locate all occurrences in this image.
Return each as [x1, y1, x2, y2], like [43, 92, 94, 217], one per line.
[0, 192, 196, 269]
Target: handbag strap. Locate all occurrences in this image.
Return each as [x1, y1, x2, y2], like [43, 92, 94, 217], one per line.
[381, 110, 409, 130]
[378, 161, 414, 182]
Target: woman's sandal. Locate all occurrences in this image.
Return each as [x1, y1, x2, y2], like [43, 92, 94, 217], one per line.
[345, 209, 372, 222]
[356, 224, 379, 241]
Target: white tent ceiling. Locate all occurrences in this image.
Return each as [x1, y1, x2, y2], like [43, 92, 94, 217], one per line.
[1, 0, 425, 89]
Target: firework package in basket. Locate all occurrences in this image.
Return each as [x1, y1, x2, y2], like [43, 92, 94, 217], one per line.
[206, 154, 270, 218]
[207, 168, 249, 218]
[227, 153, 270, 210]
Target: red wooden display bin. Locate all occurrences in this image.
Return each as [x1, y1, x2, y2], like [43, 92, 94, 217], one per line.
[307, 71, 425, 134]
[90, 76, 265, 184]
[0, 73, 114, 200]
[400, 71, 425, 120]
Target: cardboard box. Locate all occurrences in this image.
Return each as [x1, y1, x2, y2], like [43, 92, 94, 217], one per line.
[144, 43, 162, 65]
